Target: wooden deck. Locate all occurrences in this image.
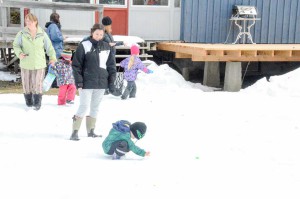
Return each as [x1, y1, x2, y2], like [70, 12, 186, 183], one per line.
[157, 43, 300, 62]
[157, 42, 300, 92]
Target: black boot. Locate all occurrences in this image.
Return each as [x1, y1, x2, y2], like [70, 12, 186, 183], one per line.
[104, 89, 110, 95]
[70, 130, 80, 141]
[33, 94, 42, 110]
[88, 129, 102, 138]
[24, 93, 33, 107]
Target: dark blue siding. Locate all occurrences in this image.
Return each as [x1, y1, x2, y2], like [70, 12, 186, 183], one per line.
[181, 0, 300, 43]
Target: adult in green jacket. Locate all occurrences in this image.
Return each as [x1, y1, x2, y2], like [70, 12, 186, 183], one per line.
[13, 13, 56, 110]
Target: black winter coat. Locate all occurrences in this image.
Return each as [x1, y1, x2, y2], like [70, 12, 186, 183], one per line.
[72, 37, 116, 90]
[103, 33, 124, 55]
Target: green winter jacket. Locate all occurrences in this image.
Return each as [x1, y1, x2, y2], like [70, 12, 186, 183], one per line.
[13, 26, 57, 70]
[102, 128, 146, 157]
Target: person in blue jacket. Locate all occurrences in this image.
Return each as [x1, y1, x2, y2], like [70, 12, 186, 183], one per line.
[45, 13, 64, 59]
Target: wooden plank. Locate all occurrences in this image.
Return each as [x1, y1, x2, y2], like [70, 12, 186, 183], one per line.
[175, 53, 192, 59]
[224, 50, 241, 57]
[292, 51, 300, 57]
[257, 50, 274, 56]
[274, 50, 292, 57]
[194, 50, 207, 56]
[207, 50, 224, 56]
[242, 50, 257, 57]
[157, 43, 300, 61]
[157, 43, 195, 54]
[192, 55, 300, 62]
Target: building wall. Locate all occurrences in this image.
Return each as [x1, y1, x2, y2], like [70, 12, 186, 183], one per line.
[31, 0, 95, 33]
[181, 0, 300, 43]
[129, 0, 181, 40]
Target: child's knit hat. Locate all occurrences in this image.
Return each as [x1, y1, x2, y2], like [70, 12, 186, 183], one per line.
[130, 45, 140, 55]
[61, 49, 72, 60]
[130, 122, 147, 140]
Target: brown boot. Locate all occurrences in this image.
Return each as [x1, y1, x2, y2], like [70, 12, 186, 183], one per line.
[70, 115, 82, 141]
[86, 116, 102, 138]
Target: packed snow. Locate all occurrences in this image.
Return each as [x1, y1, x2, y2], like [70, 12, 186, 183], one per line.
[0, 60, 300, 199]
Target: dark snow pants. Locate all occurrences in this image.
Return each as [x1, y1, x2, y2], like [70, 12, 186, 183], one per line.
[121, 81, 136, 99]
[108, 140, 129, 156]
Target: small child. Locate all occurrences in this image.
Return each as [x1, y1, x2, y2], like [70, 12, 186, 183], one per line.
[102, 120, 150, 160]
[120, 45, 153, 100]
[52, 49, 76, 105]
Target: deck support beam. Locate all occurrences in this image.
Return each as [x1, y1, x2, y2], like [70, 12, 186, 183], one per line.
[182, 67, 189, 80]
[224, 62, 242, 92]
[203, 62, 220, 87]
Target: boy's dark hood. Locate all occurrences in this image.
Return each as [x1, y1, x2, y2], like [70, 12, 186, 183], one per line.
[112, 120, 131, 133]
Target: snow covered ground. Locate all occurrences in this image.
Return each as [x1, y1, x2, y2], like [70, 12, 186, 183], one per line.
[0, 60, 300, 199]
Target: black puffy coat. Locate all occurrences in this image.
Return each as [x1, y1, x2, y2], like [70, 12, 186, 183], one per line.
[72, 37, 116, 90]
[103, 33, 124, 55]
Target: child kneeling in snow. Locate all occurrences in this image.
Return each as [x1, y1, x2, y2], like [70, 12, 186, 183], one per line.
[119, 45, 153, 100]
[102, 120, 150, 159]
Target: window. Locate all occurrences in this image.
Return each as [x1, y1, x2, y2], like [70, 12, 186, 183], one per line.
[9, 8, 21, 27]
[132, 0, 168, 6]
[174, 0, 180, 7]
[99, 0, 125, 5]
[53, 0, 90, 3]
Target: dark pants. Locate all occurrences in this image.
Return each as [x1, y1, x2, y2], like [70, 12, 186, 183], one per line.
[121, 81, 136, 99]
[108, 140, 129, 156]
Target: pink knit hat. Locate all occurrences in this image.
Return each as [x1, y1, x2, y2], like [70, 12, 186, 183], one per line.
[130, 45, 140, 55]
[61, 49, 72, 60]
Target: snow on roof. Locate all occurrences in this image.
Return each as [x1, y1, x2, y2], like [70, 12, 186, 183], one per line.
[64, 35, 145, 45]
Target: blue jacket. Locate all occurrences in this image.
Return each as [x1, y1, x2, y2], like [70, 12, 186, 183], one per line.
[45, 22, 63, 58]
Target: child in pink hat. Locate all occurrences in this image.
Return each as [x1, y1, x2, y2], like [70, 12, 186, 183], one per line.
[119, 45, 153, 100]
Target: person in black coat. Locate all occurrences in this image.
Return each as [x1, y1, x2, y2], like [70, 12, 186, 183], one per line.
[102, 16, 125, 95]
[70, 23, 119, 141]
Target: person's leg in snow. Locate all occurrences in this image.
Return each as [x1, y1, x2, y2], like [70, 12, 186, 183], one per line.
[86, 116, 102, 137]
[109, 140, 129, 160]
[58, 85, 68, 105]
[121, 81, 134, 100]
[33, 94, 42, 110]
[70, 115, 82, 141]
[66, 84, 76, 104]
[129, 81, 137, 98]
[24, 93, 33, 107]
